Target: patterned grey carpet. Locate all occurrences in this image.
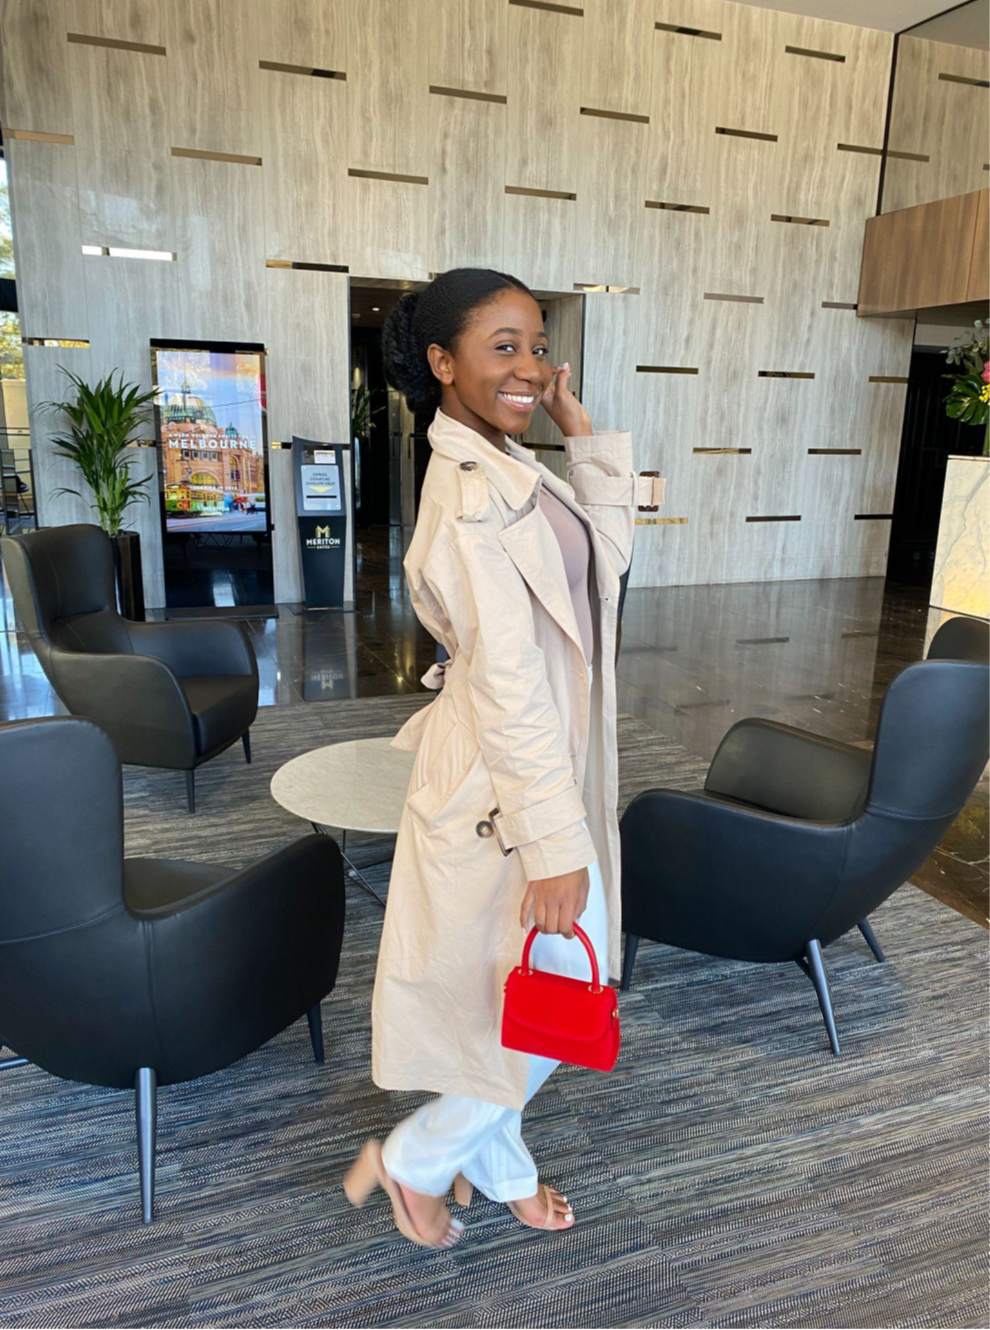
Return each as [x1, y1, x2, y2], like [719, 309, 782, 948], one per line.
[0, 695, 986, 1328]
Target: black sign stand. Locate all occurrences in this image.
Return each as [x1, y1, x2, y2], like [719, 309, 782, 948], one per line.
[292, 436, 352, 610]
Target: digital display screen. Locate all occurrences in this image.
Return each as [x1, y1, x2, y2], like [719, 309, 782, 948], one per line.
[154, 348, 267, 533]
[302, 462, 342, 512]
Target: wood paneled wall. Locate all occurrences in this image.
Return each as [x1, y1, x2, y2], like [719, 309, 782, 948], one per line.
[882, 35, 990, 216]
[1, 0, 952, 600]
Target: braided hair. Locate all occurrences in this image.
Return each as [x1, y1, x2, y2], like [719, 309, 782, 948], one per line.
[380, 267, 535, 416]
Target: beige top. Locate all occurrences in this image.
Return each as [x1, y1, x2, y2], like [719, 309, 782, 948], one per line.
[538, 483, 594, 664]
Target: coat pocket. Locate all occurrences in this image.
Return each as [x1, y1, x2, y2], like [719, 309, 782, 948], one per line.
[406, 710, 482, 831]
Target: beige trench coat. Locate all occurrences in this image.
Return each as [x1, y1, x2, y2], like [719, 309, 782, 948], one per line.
[371, 407, 664, 1109]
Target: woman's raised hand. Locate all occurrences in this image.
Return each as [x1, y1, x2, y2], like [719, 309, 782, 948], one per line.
[520, 867, 591, 939]
[539, 363, 593, 439]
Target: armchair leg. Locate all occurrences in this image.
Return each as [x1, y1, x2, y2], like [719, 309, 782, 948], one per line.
[306, 1004, 325, 1064]
[185, 769, 195, 815]
[858, 918, 886, 963]
[242, 730, 252, 764]
[135, 1067, 157, 1225]
[805, 940, 841, 1057]
[621, 935, 640, 991]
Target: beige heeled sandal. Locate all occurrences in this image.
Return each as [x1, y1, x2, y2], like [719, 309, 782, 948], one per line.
[452, 1174, 574, 1230]
[344, 1140, 464, 1249]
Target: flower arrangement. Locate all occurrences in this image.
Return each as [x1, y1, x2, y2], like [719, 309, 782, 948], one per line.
[942, 319, 989, 456]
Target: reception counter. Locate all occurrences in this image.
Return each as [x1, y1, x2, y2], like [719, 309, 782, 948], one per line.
[931, 455, 989, 620]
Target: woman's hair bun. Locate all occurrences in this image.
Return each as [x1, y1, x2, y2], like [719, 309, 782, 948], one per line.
[381, 290, 437, 414]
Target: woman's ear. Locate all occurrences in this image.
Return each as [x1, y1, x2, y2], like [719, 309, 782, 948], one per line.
[427, 343, 455, 387]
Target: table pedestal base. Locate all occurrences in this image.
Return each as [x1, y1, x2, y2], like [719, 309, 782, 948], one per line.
[312, 824, 389, 907]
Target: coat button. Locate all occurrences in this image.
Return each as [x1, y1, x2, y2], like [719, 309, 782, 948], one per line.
[460, 460, 478, 471]
[476, 819, 494, 838]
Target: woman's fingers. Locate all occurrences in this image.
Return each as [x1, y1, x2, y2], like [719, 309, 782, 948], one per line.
[520, 884, 536, 930]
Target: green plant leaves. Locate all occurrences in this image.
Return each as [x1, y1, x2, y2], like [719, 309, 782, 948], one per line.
[41, 366, 157, 535]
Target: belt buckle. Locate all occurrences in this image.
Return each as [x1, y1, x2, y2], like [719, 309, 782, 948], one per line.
[638, 470, 660, 513]
[489, 807, 513, 856]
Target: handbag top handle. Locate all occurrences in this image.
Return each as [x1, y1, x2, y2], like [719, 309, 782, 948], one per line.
[520, 922, 602, 993]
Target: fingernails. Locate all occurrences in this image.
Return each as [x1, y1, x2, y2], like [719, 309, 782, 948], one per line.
[565, 1213, 574, 1223]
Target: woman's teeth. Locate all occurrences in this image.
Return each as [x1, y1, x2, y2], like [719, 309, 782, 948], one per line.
[499, 392, 536, 410]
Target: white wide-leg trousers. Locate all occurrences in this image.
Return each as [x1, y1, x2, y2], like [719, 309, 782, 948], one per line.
[380, 858, 607, 1201]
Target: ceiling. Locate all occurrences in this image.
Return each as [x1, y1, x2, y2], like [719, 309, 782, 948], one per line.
[728, 0, 987, 41]
[907, 0, 989, 48]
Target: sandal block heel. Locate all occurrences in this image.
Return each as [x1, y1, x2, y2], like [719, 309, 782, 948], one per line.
[343, 1141, 380, 1208]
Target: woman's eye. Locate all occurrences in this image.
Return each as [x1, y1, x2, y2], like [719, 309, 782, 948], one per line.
[497, 344, 549, 355]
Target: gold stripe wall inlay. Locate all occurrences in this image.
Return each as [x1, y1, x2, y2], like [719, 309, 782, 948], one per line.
[580, 107, 650, 124]
[704, 292, 765, 303]
[758, 370, 815, 378]
[809, 448, 862, 454]
[348, 168, 429, 185]
[746, 514, 801, 522]
[3, 130, 74, 144]
[655, 23, 721, 40]
[259, 61, 346, 79]
[646, 201, 710, 213]
[505, 185, 577, 200]
[716, 127, 778, 142]
[837, 143, 883, 155]
[431, 86, 508, 104]
[938, 73, 989, 88]
[22, 337, 90, 347]
[68, 32, 166, 55]
[854, 513, 893, 520]
[509, 0, 583, 15]
[869, 375, 909, 383]
[771, 214, 829, 226]
[266, 260, 349, 272]
[736, 635, 790, 644]
[785, 45, 845, 62]
[636, 517, 687, 525]
[636, 365, 699, 374]
[822, 301, 858, 309]
[886, 149, 930, 162]
[694, 447, 752, 453]
[172, 147, 262, 166]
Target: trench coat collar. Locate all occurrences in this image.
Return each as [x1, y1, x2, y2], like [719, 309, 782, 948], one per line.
[428, 408, 592, 667]
[428, 408, 542, 512]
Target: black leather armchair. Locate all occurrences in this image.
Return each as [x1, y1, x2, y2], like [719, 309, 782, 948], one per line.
[0, 716, 346, 1223]
[620, 616, 989, 1055]
[0, 523, 259, 811]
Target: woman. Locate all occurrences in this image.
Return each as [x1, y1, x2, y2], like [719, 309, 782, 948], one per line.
[344, 268, 663, 1248]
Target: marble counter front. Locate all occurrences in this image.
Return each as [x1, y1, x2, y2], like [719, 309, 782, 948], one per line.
[931, 455, 989, 620]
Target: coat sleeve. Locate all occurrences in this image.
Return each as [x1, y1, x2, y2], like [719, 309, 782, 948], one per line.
[421, 526, 598, 883]
[563, 431, 665, 579]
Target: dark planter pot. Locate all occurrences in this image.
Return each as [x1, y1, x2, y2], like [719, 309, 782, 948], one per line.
[111, 529, 145, 621]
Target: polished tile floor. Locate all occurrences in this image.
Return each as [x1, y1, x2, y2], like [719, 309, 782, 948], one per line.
[1, 525, 986, 927]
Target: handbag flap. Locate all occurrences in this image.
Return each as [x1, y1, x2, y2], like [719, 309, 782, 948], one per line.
[504, 968, 617, 1043]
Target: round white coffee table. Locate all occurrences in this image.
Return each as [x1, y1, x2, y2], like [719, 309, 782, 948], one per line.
[271, 735, 415, 905]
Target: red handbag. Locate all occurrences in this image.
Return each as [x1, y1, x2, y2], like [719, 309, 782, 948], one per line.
[501, 922, 620, 1072]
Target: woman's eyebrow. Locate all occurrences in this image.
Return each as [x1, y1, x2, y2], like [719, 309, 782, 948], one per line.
[488, 327, 549, 339]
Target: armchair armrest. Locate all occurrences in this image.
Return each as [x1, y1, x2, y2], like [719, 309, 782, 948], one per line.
[133, 835, 346, 1084]
[49, 648, 196, 769]
[620, 788, 846, 962]
[126, 619, 258, 679]
[705, 718, 871, 823]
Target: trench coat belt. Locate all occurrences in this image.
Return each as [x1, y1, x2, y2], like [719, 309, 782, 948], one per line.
[419, 656, 453, 690]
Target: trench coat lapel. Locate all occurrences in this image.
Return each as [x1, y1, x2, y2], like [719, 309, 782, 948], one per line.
[497, 504, 588, 665]
[428, 410, 589, 664]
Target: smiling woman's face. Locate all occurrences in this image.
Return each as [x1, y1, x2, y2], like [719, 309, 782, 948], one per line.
[425, 288, 553, 448]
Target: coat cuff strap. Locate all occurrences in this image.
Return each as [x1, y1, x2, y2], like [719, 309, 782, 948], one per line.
[491, 784, 588, 851]
[636, 474, 666, 509]
[569, 473, 666, 508]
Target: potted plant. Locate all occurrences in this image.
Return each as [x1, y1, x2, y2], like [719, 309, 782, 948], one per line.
[942, 319, 989, 455]
[42, 367, 158, 619]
